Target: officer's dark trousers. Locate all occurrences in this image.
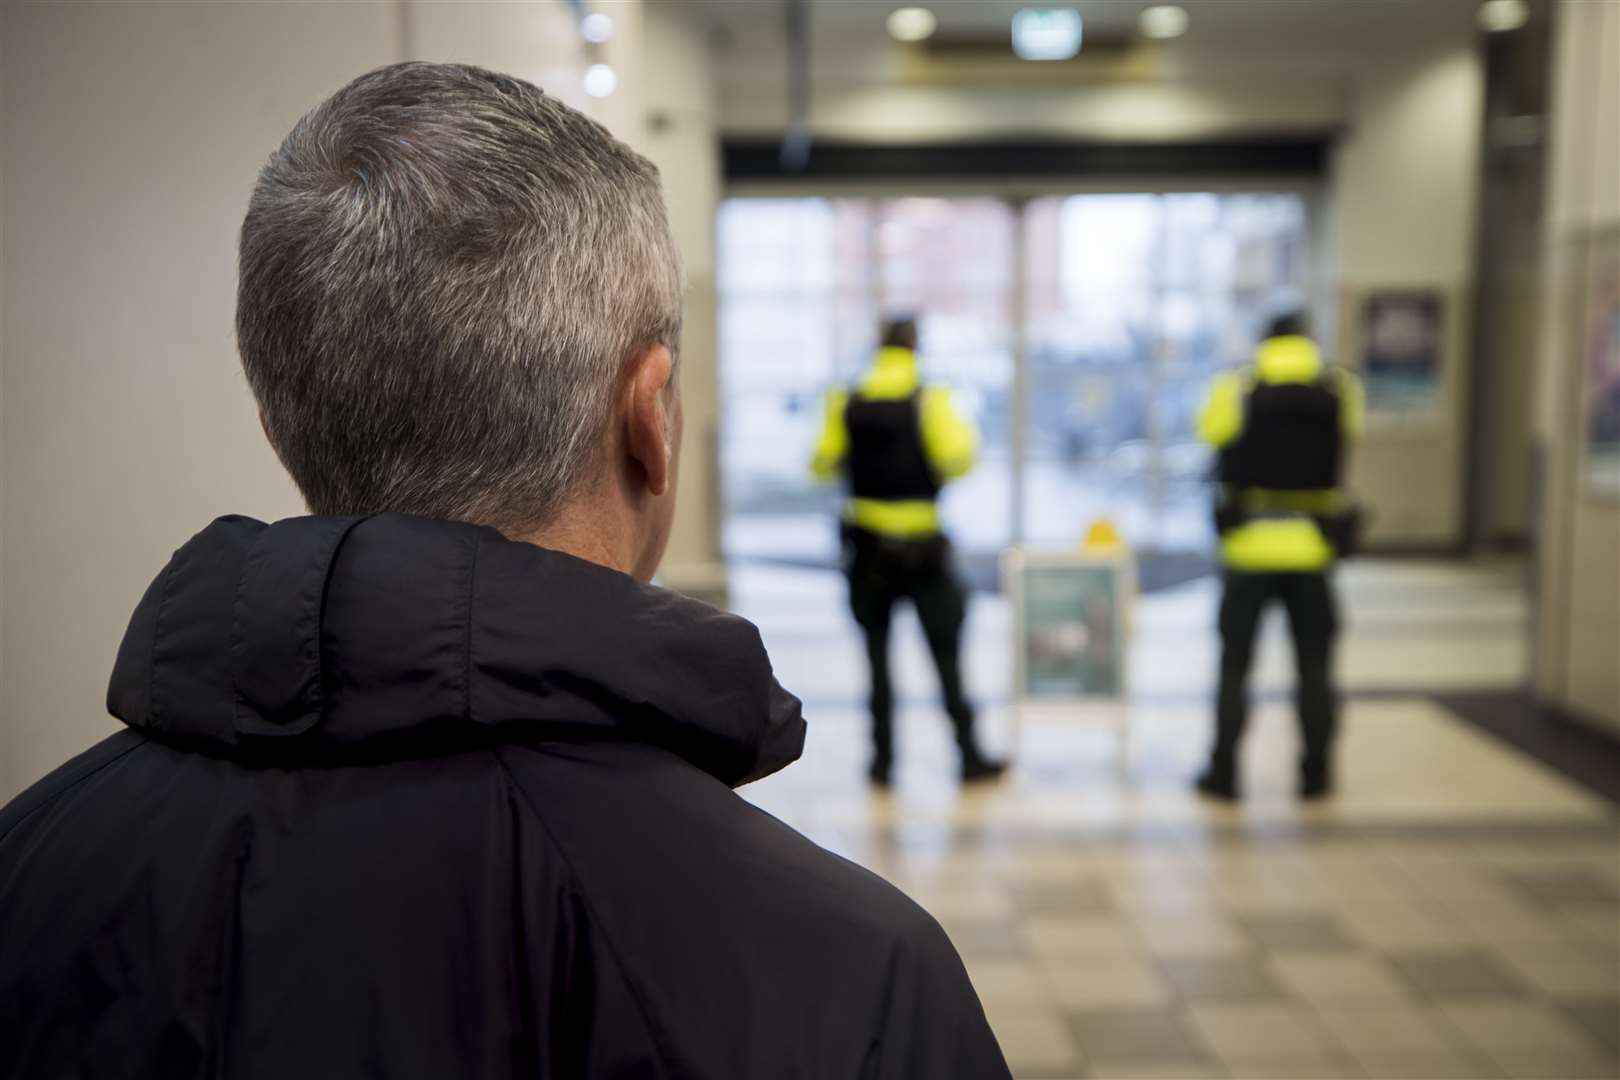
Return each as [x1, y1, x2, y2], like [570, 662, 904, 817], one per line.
[843, 527, 976, 767]
[1211, 570, 1339, 784]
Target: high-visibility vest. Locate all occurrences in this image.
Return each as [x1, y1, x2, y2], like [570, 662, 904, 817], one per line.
[1216, 369, 1346, 493]
[843, 391, 942, 502]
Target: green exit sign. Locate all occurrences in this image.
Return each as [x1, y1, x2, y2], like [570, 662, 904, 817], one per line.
[1012, 8, 1083, 61]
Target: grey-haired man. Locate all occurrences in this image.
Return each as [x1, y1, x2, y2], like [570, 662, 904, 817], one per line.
[0, 63, 1010, 1080]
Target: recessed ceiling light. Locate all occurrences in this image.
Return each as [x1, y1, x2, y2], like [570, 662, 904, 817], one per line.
[580, 12, 614, 44]
[1012, 7, 1083, 61]
[1478, 0, 1529, 32]
[583, 63, 617, 98]
[886, 7, 938, 43]
[1139, 5, 1189, 41]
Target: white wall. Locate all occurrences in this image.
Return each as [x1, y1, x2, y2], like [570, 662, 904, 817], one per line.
[1532, 0, 1620, 733]
[638, 2, 728, 604]
[1329, 44, 1484, 547]
[0, 0, 602, 801]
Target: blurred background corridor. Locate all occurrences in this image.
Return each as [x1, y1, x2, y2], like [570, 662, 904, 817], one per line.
[2, 1, 1617, 1077]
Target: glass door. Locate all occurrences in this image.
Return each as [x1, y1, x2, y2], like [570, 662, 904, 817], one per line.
[717, 196, 1016, 570]
[717, 190, 1311, 573]
[717, 198, 876, 565]
[1023, 194, 1161, 548]
[1022, 192, 1310, 556]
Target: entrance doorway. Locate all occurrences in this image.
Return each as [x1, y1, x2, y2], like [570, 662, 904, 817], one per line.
[717, 191, 1312, 583]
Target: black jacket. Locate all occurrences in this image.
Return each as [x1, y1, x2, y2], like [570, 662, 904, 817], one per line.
[0, 514, 1009, 1079]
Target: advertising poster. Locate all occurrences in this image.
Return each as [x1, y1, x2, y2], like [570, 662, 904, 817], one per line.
[1361, 290, 1444, 413]
[1583, 229, 1620, 500]
[1017, 560, 1126, 699]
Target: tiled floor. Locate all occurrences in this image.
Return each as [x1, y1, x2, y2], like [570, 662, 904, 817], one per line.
[732, 557, 1620, 1080]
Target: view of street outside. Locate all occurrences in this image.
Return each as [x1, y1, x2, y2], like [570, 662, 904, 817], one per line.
[718, 192, 1311, 583]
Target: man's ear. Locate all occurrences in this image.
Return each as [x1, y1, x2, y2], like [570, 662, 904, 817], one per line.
[623, 344, 675, 498]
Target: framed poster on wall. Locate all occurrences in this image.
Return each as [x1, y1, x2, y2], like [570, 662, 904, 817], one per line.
[1581, 226, 1620, 501]
[1361, 290, 1445, 415]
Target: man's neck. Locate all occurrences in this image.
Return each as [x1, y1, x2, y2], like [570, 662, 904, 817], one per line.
[516, 502, 635, 577]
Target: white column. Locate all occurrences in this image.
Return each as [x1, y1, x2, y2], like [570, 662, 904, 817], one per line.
[1328, 43, 1485, 548]
[634, 2, 728, 606]
[1530, 0, 1620, 731]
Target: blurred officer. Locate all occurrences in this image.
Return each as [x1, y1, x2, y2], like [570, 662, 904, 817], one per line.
[1196, 312, 1364, 800]
[812, 318, 1006, 788]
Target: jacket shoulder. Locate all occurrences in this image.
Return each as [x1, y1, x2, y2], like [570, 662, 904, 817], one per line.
[0, 730, 148, 844]
[495, 740, 1007, 1078]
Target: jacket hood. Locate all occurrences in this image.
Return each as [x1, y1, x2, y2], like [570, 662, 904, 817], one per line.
[107, 514, 805, 787]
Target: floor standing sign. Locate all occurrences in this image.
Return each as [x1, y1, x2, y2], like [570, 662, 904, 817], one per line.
[1002, 545, 1136, 768]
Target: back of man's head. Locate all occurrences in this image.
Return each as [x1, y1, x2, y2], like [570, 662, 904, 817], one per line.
[237, 62, 682, 536]
[881, 317, 919, 353]
[1265, 311, 1310, 340]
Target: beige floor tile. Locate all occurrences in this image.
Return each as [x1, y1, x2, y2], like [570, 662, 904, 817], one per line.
[1305, 855, 1415, 904]
[1329, 894, 1441, 922]
[1354, 1052, 1493, 1078]
[1484, 847, 1620, 877]
[902, 880, 1016, 922]
[981, 1003, 1082, 1075]
[940, 917, 1029, 960]
[1085, 1063, 1223, 1080]
[1493, 942, 1620, 998]
[1217, 1052, 1363, 1078]
[1042, 957, 1175, 1010]
[1133, 912, 1255, 955]
[1269, 954, 1417, 1004]
[1490, 1049, 1620, 1079]
[965, 959, 1052, 1007]
[1313, 1005, 1469, 1058]
[1419, 878, 1548, 917]
[1563, 910, 1620, 951]
[1336, 903, 1476, 950]
[1097, 863, 1212, 898]
[1021, 913, 1146, 959]
[1001, 852, 1101, 885]
[1184, 1002, 1341, 1059]
[1217, 881, 1339, 912]
[1435, 999, 1609, 1060]
[1109, 879, 1222, 914]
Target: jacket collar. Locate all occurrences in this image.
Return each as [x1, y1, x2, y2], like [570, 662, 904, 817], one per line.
[107, 514, 805, 787]
[860, 347, 921, 398]
[1254, 334, 1324, 385]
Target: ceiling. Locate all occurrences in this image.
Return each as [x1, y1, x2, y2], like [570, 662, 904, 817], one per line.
[685, 0, 1497, 143]
[689, 0, 1485, 68]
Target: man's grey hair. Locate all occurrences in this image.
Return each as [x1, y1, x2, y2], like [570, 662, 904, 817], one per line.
[238, 62, 683, 533]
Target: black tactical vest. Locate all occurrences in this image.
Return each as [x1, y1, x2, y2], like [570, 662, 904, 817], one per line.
[1217, 373, 1344, 491]
[843, 392, 941, 501]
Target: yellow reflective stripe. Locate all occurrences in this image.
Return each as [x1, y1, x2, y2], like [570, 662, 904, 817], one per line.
[1220, 519, 1336, 572]
[845, 498, 941, 538]
[1239, 488, 1346, 515]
